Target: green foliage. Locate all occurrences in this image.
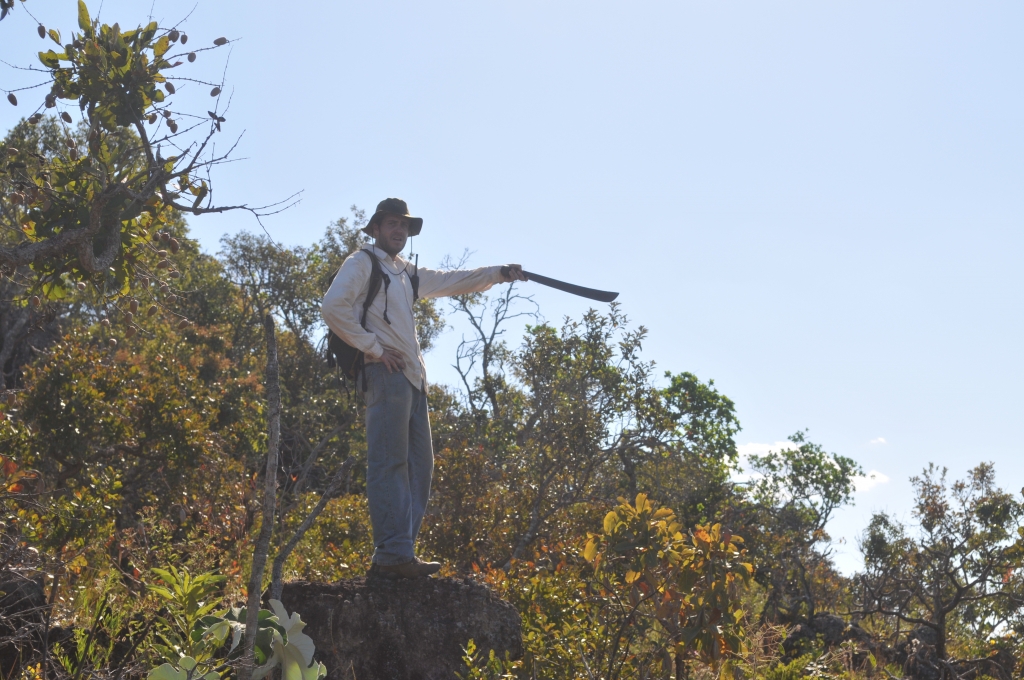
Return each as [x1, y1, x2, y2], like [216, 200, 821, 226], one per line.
[859, 463, 1024, 660]
[742, 432, 862, 623]
[145, 566, 325, 680]
[748, 432, 860, 517]
[427, 302, 691, 570]
[149, 567, 228, 664]
[277, 493, 373, 583]
[586, 494, 752, 670]
[663, 370, 740, 463]
[149, 655, 220, 680]
[762, 654, 813, 680]
[461, 639, 522, 679]
[1, 319, 262, 579]
[0, 2, 251, 299]
[483, 551, 609, 678]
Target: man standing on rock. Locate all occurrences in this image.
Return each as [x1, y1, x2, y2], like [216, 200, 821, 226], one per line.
[322, 198, 527, 579]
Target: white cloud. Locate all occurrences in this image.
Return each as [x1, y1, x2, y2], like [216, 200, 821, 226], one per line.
[853, 470, 890, 492]
[869, 437, 887, 446]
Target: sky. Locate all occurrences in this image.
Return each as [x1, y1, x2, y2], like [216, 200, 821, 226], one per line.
[2, 0, 1023, 573]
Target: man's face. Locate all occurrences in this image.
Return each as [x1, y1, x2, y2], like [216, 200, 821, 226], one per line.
[372, 214, 410, 255]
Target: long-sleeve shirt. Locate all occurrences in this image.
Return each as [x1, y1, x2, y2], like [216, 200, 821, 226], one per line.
[322, 246, 505, 390]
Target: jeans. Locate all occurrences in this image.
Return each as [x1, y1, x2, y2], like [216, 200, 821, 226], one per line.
[362, 363, 434, 566]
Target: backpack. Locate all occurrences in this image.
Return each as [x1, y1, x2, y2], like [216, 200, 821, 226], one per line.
[325, 250, 419, 385]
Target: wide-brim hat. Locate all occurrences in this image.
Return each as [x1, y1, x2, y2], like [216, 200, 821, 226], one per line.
[363, 198, 423, 237]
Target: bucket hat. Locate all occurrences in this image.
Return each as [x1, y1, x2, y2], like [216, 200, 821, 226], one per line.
[364, 198, 423, 237]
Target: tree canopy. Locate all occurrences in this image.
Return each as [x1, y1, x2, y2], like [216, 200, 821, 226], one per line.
[1, 2, 292, 309]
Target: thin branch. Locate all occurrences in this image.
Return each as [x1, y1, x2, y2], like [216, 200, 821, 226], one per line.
[269, 456, 354, 601]
[238, 315, 281, 680]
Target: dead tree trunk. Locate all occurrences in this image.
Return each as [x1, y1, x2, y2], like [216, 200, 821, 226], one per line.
[238, 315, 281, 680]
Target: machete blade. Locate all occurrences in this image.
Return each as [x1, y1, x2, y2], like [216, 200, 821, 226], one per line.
[522, 270, 619, 303]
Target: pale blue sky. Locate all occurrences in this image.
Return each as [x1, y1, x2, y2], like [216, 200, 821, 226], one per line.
[3, 1, 1023, 572]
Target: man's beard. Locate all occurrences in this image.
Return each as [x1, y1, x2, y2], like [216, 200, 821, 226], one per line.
[374, 239, 403, 256]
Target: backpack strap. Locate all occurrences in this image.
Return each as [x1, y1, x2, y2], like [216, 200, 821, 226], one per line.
[359, 250, 386, 392]
[360, 249, 385, 328]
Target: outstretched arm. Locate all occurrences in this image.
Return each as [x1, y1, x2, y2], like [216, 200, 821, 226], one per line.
[418, 263, 526, 298]
[417, 264, 501, 298]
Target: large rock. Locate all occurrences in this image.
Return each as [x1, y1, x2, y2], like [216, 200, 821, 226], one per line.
[279, 577, 523, 680]
[784, 613, 883, 656]
[781, 612, 897, 674]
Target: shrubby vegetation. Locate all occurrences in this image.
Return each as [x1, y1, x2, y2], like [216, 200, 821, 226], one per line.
[4, 169, 1023, 678]
[5, 115, 1024, 678]
[3, 6, 1024, 680]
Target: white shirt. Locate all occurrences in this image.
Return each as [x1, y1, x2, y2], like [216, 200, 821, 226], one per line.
[321, 246, 505, 389]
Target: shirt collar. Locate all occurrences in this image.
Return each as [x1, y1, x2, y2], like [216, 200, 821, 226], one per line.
[362, 244, 407, 271]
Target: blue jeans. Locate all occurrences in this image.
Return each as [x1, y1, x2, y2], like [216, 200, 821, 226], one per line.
[362, 363, 434, 566]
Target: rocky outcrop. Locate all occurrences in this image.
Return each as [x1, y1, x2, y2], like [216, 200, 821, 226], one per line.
[783, 613, 886, 665]
[279, 576, 523, 680]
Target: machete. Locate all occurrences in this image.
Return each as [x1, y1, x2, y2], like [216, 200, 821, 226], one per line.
[522, 270, 619, 303]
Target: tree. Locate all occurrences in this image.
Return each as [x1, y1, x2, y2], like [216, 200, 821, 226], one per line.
[425, 286, 745, 578]
[625, 371, 741, 530]
[856, 463, 1024, 663]
[0, 115, 240, 395]
[0, 2, 292, 300]
[435, 301, 675, 568]
[743, 432, 862, 622]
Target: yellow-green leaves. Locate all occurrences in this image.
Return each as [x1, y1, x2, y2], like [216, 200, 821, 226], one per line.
[603, 510, 618, 535]
[78, 1, 92, 32]
[153, 35, 170, 58]
[38, 50, 64, 68]
[583, 493, 752, 667]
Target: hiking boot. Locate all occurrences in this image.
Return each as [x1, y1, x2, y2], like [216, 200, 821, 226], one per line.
[369, 558, 439, 580]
